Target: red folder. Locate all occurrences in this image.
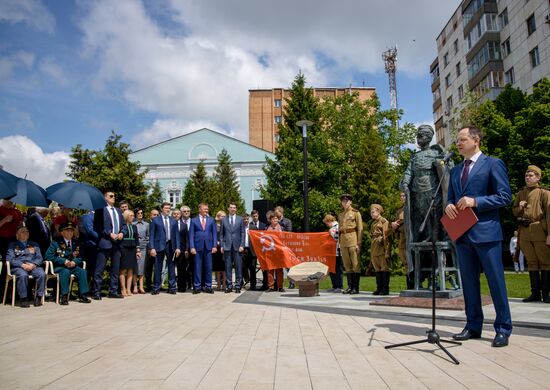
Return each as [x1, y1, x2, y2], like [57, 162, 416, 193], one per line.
[440, 207, 478, 241]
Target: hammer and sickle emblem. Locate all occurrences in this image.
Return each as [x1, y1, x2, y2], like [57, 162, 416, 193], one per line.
[260, 235, 276, 252]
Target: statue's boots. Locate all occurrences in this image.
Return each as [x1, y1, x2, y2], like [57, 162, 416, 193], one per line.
[380, 272, 390, 296]
[350, 273, 360, 295]
[523, 271, 541, 302]
[541, 270, 550, 303]
[343, 273, 353, 294]
[407, 272, 415, 289]
[373, 272, 381, 295]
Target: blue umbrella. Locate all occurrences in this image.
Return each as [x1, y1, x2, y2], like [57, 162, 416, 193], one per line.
[10, 178, 48, 207]
[46, 181, 107, 211]
[0, 168, 19, 199]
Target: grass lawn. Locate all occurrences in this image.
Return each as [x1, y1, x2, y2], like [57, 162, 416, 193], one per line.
[312, 271, 530, 298]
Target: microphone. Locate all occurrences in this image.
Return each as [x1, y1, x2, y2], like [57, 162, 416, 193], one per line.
[440, 151, 454, 165]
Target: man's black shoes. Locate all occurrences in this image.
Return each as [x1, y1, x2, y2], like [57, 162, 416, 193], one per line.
[492, 333, 509, 347]
[92, 294, 102, 300]
[452, 328, 481, 341]
[151, 290, 160, 295]
[235, 288, 241, 294]
[20, 299, 30, 308]
[34, 296, 43, 307]
[78, 295, 91, 303]
[225, 288, 232, 293]
[108, 293, 124, 299]
[60, 295, 69, 305]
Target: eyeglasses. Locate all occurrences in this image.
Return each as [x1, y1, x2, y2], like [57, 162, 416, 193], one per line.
[107, 194, 115, 198]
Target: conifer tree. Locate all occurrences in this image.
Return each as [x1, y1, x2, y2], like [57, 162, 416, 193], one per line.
[211, 149, 245, 213]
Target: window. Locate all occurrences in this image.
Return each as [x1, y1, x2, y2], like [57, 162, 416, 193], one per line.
[274, 99, 281, 108]
[498, 8, 508, 28]
[274, 115, 282, 124]
[168, 191, 181, 208]
[501, 38, 511, 58]
[527, 14, 536, 35]
[505, 67, 515, 85]
[456, 62, 461, 77]
[530, 46, 540, 67]
[445, 74, 452, 88]
[443, 52, 449, 67]
[458, 85, 464, 101]
[454, 39, 459, 54]
[446, 96, 454, 115]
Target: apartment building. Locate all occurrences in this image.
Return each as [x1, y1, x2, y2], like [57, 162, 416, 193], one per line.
[432, 0, 550, 147]
[249, 87, 376, 152]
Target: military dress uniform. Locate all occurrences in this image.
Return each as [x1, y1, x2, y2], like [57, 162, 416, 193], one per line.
[390, 205, 413, 289]
[338, 194, 363, 294]
[512, 165, 550, 303]
[6, 239, 45, 307]
[370, 204, 390, 295]
[45, 229, 91, 305]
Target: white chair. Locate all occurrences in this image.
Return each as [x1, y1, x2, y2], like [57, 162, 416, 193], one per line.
[2, 261, 44, 307]
[45, 261, 87, 304]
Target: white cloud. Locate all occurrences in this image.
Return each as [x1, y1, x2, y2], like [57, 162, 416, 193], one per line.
[76, 1, 458, 145]
[0, 0, 55, 34]
[131, 119, 228, 149]
[0, 135, 70, 187]
[38, 57, 69, 86]
[0, 50, 35, 80]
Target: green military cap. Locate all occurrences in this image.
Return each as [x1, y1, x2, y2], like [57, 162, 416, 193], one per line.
[370, 204, 384, 214]
[527, 165, 542, 177]
[59, 221, 76, 231]
[340, 194, 353, 201]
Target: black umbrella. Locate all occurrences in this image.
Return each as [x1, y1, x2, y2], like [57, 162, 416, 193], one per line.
[46, 181, 107, 211]
[10, 178, 48, 207]
[0, 168, 19, 199]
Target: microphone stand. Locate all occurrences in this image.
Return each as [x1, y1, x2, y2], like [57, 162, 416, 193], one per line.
[385, 158, 461, 365]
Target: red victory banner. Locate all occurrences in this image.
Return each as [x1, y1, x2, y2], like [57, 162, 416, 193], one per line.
[249, 230, 337, 272]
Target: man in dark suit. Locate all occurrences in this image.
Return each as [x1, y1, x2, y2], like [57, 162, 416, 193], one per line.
[149, 202, 181, 295]
[445, 126, 513, 347]
[92, 191, 127, 299]
[189, 203, 217, 294]
[250, 210, 268, 290]
[220, 202, 245, 293]
[173, 208, 189, 292]
[180, 205, 194, 291]
[26, 207, 51, 259]
[79, 211, 98, 289]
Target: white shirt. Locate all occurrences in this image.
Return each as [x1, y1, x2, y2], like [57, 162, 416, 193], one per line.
[108, 207, 119, 232]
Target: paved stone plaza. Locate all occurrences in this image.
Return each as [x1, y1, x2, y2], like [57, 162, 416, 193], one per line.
[1, 290, 550, 389]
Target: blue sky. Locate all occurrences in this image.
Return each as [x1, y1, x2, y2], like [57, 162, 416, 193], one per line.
[0, 0, 459, 186]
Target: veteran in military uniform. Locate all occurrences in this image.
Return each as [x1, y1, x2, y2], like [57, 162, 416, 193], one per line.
[6, 226, 45, 307]
[338, 194, 363, 295]
[370, 204, 391, 295]
[45, 222, 91, 305]
[512, 165, 550, 303]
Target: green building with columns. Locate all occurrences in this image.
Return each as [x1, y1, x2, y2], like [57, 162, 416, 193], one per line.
[129, 128, 274, 211]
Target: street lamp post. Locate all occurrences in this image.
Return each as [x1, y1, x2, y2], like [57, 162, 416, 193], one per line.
[297, 120, 313, 232]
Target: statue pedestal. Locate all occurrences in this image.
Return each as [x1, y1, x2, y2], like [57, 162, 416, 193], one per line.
[404, 241, 463, 299]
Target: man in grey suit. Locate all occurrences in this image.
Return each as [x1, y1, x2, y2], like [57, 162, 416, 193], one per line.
[220, 202, 245, 293]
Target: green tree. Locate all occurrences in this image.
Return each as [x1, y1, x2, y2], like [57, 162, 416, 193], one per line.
[67, 131, 156, 209]
[261, 72, 323, 231]
[211, 149, 245, 213]
[181, 160, 215, 213]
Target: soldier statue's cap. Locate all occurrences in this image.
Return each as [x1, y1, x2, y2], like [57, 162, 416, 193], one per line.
[340, 194, 353, 201]
[59, 221, 76, 232]
[370, 204, 384, 213]
[526, 165, 542, 177]
[417, 124, 435, 137]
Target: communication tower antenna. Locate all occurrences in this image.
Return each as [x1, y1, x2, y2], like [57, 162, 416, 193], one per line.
[382, 46, 398, 111]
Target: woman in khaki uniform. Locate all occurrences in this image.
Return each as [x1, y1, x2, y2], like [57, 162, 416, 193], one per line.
[370, 204, 390, 295]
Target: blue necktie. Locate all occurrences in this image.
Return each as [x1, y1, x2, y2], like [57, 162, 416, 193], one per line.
[111, 208, 119, 233]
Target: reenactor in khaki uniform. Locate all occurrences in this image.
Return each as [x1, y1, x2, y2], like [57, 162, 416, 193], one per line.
[370, 204, 391, 295]
[512, 165, 550, 303]
[390, 192, 414, 289]
[338, 194, 363, 295]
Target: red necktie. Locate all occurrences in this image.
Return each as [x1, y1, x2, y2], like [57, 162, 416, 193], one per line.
[461, 159, 472, 189]
[201, 217, 206, 230]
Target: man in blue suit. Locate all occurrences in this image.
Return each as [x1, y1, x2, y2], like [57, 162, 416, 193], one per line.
[220, 202, 245, 293]
[445, 126, 513, 347]
[92, 191, 127, 299]
[189, 203, 217, 294]
[149, 202, 181, 295]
